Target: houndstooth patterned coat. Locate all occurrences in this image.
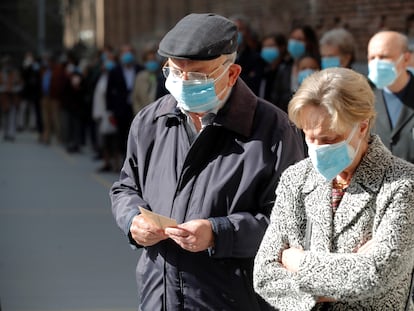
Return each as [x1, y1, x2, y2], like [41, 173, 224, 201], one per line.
[254, 135, 414, 311]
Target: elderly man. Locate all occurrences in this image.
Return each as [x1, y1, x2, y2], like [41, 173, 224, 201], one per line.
[368, 30, 414, 163]
[110, 13, 304, 310]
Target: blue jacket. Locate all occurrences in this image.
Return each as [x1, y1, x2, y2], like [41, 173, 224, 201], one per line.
[110, 78, 305, 310]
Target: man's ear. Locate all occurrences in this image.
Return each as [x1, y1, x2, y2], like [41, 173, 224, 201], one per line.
[403, 51, 411, 65]
[227, 63, 242, 87]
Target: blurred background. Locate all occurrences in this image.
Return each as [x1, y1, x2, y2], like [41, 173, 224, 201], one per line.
[2, 0, 414, 68]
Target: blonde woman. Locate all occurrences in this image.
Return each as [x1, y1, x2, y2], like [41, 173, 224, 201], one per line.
[254, 68, 414, 310]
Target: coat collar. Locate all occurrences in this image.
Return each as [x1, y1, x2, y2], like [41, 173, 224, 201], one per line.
[154, 78, 257, 138]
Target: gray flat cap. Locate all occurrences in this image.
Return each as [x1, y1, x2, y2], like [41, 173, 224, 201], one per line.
[158, 13, 238, 60]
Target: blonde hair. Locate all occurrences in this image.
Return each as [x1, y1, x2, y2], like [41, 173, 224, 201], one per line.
[288, 68, 376, 134]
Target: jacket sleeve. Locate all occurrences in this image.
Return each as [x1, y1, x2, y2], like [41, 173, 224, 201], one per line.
[296, 181, 414, 301]
[109, 120, 149, 248]
[210, 122, 305, 259]
[253, 166, 317, 311]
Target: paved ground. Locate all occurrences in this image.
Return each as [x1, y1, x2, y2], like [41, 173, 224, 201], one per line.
[0, 132, 140, 311]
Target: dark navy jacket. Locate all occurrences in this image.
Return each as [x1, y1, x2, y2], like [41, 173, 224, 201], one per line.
[110, 78, 305, 310]
[373, 71, 414, 164]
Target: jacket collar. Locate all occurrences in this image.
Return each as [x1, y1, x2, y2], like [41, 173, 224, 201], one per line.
[154, 78, 257, 138]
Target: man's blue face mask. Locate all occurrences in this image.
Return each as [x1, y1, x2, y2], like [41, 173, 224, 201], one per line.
[121, 52, 135, 65]
[165, 62, 231, 113]
[368, 55, 403, 89]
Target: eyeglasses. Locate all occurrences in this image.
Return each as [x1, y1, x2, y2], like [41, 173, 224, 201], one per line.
[162, 60, 230, 81]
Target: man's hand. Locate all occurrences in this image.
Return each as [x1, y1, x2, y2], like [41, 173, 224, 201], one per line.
[165, 219, 214, 252]
[130, 214, 168, 247]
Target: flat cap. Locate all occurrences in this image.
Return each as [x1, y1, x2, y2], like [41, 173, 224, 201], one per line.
[158, 13, 238, 60]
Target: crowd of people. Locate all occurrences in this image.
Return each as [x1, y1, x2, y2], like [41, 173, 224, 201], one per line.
[0, 42, 168, 172]
[1, 17, 413, 168]
[1, 12, 414, 310]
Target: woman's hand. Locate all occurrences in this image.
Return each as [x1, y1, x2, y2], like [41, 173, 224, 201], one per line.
[281, 246, 304, 273]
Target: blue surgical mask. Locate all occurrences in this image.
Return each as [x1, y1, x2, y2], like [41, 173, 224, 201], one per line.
[121, 52, 135, 65]
[368, 56, 402, 89]
[306, 125, 361, 181]
[288, 39, 306, 59]
[261, 47, 280, 64]
[104, 60, 115, 71]
[145, 60, 159, 72]
[297, 69, 316, 85]
[165, 65, 230, 113]
[321, 56, 341, 69]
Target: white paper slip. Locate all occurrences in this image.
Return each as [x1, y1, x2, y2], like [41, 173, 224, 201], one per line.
[139, 207, 178, 229]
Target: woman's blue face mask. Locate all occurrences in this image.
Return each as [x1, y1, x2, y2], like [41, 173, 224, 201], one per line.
[306, 125, 361, 181]
[297, 69, 316, 85]
[288, 39, 306, 60]
[261, 47, 280, 64]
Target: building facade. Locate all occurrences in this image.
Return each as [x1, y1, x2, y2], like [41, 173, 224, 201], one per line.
[63, 0, 414, 63]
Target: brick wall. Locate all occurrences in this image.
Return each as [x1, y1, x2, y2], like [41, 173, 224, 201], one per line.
[65, 0, 414, 62]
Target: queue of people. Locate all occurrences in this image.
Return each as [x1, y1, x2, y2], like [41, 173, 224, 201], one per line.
[1, 11, 413, 311]
[0, 42, 168, 172]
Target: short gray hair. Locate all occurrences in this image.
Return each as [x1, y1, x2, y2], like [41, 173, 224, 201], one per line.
[320, 28, 356, 58]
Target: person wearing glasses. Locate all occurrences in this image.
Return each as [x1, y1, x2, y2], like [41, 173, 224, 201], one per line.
[110, 13, 305, 310]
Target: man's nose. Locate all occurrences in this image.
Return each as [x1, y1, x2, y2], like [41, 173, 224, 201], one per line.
[182, 71, 190, 80]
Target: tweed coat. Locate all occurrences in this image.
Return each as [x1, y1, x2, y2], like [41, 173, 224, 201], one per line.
[254, 135, 414, 311]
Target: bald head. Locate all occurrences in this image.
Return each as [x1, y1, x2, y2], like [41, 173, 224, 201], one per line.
[368, 31, 408, 59]
[367, 30, 411, 91]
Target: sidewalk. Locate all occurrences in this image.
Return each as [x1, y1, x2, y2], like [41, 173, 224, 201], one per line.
[0, 132, 139, 311]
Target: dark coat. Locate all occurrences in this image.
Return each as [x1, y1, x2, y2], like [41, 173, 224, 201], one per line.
[110, 78, 305, 310]
[269, 59, 294, 113]
[106, 64, 142, 120]
[373, 72, 414, 164]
